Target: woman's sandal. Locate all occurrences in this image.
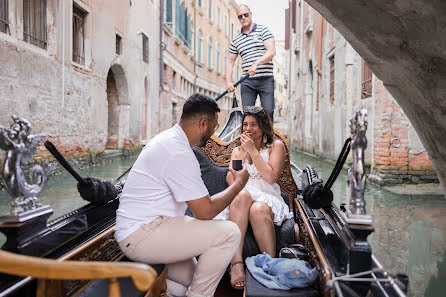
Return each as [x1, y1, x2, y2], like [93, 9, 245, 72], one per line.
[230, 261, 246, 290]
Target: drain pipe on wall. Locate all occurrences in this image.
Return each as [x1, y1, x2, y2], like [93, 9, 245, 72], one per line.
[193, 0, 198, 92]
[159, 0, 165, 93]
[61, 0, 65, 107]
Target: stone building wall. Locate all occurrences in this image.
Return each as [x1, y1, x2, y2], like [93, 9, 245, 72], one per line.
[273, 41, 288, 120]
[160, 0, 241, 132]
[285, 1, 437, 184]
[0, 0, 160, 162]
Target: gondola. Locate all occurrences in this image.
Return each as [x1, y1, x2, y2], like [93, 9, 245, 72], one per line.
[198, 105, 409, 297]
[0, 106, 408, 297]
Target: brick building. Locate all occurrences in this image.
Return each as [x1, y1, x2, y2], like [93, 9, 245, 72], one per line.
[0, 0, 160, 160]
[160, 0, 241, 131]
[285, 0, 437, 185]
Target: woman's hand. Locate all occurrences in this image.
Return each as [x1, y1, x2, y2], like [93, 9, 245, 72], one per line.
[240, 133, 256, 155]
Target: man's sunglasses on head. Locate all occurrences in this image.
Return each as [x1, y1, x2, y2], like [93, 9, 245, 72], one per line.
[238, 13, 249, 20]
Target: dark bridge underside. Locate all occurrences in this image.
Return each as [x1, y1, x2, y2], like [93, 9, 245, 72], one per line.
[306, 0, 446, 195]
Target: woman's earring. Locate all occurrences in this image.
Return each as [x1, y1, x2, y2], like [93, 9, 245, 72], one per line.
[263, 134, 267, 144]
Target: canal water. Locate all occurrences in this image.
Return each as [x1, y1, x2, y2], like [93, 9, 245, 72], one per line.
[0, 151, 445, 297]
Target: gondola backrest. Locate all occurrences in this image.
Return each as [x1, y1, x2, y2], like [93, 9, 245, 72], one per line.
[199, 130, 300, 203]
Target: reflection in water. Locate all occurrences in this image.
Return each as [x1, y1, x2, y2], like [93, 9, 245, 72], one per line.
[291, 151, 446, 297]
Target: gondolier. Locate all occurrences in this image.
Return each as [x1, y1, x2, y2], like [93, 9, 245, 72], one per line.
[225, 4, 276, 121]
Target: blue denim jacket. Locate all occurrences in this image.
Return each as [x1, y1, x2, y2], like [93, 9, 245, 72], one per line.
[245, 253, 318, 290]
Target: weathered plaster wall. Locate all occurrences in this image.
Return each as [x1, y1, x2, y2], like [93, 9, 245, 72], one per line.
[0, 0, 160, 161]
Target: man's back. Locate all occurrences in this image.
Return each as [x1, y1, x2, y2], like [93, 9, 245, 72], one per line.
[115, 124, 208, 242]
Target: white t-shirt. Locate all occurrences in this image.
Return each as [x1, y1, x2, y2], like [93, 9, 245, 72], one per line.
[114, 124, 209, 242]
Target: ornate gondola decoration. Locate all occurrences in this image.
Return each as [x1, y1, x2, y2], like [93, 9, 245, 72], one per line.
[345, 107, 374, 277]
[0, 115, 56, 222]
[347, 107, 371, 222]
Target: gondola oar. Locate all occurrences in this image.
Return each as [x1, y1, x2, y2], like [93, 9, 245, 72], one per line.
[44, 140, 118, 203]
[215, 75, 250, 101]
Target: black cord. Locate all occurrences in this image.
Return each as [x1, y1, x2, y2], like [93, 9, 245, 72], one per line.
[324, 138, 351, 190]
[44, 140, 86, 183]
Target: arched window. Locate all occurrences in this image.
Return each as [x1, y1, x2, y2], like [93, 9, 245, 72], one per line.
[207, 37, 212, 69]
[208, 0, 212, 19]
[223, 48, 227, 75]
[198, 29, 203, 63]
[216, 42, 221, 73]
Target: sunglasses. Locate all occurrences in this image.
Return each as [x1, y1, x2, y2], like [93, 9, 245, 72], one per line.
[243, 106, 264, 114]
[237, 13, 249, 20]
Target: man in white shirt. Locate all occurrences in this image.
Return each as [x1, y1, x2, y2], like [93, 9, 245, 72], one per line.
[115, 93, 249, 297]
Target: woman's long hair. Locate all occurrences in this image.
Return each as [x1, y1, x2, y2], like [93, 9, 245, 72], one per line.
[241, 108, 274, 147]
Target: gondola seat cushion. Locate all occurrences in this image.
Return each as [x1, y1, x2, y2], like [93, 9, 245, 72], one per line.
[191, 147, 296, 259]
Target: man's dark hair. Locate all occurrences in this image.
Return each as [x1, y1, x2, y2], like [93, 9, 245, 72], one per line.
[180, 93, 220, 121]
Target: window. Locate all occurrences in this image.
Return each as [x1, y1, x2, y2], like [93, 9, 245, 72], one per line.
[72, 4, 86, 64]
[208, 0, 212, 19]
[231, 23, 234, 40]
[207, 37, 212, 69]
[198, 0, 202, 8]
[23, 0, 47, 49]
[224, 14, 228, 35]
[216, 44, 220, 73]
[0, 0, 8, 34]
[361, 60, 372, 99]
[174, 0, 192, 49]
[164, 0, 172, 28]
[142, 33, 149, 63]
[329, 55, 335, 104]
[223, 49, 227, 75]
[197, 30, 203, 63]
[116, 34, 122, 55]
[217, 6, 220, 28]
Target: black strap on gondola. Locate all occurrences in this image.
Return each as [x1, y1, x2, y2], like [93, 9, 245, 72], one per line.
[44, 140, 118, 203]
[116, 166, 132, 182]
[303, 137, 351, 209]
[215, 75, 250, 101]
[324, 137, 352, 190]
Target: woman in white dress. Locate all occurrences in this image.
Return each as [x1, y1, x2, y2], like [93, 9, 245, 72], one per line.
[224, 106, 291, 290]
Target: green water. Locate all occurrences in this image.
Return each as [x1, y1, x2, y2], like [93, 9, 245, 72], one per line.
[1, 152, 445, 296]
[290, 151, 446, 297]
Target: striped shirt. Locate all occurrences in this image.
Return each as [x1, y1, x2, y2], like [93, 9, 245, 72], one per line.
[229, 23, 274, 78]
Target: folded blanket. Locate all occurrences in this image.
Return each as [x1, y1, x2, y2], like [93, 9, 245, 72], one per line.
[245, 253, 318, 290]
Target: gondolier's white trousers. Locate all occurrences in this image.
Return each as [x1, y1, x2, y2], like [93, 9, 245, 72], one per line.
[118, 215, 241, 297]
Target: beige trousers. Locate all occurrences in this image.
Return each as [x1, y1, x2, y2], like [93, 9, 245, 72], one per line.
[118, 216, 241, 297]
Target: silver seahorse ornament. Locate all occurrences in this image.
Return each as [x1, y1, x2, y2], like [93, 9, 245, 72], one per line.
[0, 115, 56, 216]
[347, 108, 372, 224]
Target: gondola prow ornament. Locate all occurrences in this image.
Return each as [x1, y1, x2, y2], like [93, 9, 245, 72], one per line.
[347, 107, 372, 223]
[0, 115, 56, 222]
[346, 107, 374, 277]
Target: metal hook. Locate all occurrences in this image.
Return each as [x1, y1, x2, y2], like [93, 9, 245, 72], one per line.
[390, 137, 401, 148]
